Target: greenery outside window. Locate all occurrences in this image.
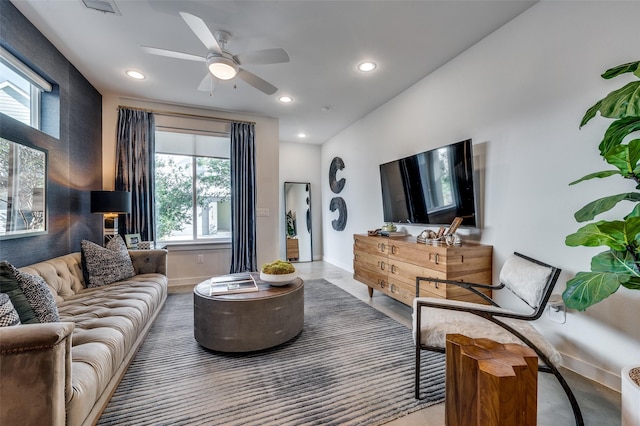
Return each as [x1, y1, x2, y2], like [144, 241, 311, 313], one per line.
[0, 46, 51, 129]
[155, 130, 231, 243]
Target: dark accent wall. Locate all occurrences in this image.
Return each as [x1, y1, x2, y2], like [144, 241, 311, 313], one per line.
[0, 0, 102, 266]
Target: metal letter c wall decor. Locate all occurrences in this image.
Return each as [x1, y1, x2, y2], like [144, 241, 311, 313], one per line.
[328, 157, 347, 231]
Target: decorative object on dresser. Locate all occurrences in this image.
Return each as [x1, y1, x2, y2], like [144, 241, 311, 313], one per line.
[413, 252, 583, 425]
[353, 233, 492, 306]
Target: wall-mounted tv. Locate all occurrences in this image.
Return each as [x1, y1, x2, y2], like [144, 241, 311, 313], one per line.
[379, 139, 477, 227]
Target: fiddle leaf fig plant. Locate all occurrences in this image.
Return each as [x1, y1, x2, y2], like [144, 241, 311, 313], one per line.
[563, 60, 640, 311]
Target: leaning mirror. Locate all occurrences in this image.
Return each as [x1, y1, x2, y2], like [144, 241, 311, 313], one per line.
[284, 182, 312, 262]
[0, 137, 47, 239]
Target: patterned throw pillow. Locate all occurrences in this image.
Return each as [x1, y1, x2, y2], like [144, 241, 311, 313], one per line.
[0, 261, 39, 324]
[0, 293, 21, 327]
[81, 235, 136, 288]
[9, 265, 60, 323]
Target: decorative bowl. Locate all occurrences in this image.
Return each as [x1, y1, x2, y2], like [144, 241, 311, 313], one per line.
[259, 271, 297, 286]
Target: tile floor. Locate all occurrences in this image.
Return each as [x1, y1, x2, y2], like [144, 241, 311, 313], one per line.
[293, 260, 622, 426]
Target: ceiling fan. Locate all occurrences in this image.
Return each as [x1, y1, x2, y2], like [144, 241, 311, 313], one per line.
[142, 11, 289, 95]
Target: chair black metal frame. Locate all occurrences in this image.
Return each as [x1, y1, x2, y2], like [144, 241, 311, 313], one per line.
[414, 252, 584, 426]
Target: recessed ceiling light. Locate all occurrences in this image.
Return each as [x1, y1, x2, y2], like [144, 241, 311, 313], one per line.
[298, 133, 307, 138]
[126, 70, 146, 80]
[279, 96, 293, 103]
[357, 61, 377, 72]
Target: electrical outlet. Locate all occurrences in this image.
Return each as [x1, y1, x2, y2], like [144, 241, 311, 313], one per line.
[197, 254, 204, 264]
[548, 304, 566, 324]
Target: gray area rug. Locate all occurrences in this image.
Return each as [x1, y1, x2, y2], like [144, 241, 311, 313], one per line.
[98, 279, 445, 425]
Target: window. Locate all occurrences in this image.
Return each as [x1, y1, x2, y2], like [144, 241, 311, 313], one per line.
[155, 130, 231, 243]
[0, 46, 52, 130]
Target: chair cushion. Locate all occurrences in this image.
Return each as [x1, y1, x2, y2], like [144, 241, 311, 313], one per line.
[0, 293, 21, 327]
[413, 297, 563, 367]
[499, 254, 552, 308]
[81, 235, 136, 288]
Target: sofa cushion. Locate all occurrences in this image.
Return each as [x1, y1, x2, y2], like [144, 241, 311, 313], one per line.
[9, 265, 60, 323]
[81, 236, 136, 288]
[0, 261, 39, 324]
[0, 293, 21, 327]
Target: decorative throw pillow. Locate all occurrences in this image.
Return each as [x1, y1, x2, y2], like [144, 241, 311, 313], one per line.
[0, 261, 39, 324]
[9, 265, 60, 323]
[0, 293, 21, 327]
[81, 235, 136, 288]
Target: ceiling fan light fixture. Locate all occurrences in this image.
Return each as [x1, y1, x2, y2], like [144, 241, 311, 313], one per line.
[207, 53, 238, 80]
[279, 96, 293, 103]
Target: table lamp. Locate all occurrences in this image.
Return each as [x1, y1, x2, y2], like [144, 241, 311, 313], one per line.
[91, 190, 131, 245]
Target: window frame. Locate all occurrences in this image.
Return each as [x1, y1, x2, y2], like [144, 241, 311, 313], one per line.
[0, 46, 51, 130]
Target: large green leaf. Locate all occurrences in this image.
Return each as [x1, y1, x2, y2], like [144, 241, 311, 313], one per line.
[569, 170, 620, 185]
[562, 271, 625, 310]
[601, 61, 640, 79]
[598, 81, 640, 119]
[574, 192, 640, 222]
[566, 221, 625, 250]
[566, 218, 640, 250]
[580, 100, 602, 128]
[599, 117, 640, 156]
[604, 139, 640, 176]
[591, 249, 640, 276]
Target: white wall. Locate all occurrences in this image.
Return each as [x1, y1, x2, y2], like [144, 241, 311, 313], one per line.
[321, 1, 640, 391]
[280, 141, 323, 261]
[102, 95, 280, 273]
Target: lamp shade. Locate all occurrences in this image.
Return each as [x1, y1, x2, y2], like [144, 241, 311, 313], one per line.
[91, 191, 131, 214]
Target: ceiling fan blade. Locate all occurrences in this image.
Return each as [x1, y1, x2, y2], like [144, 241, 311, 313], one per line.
[142, 46, 205, 62]
[179, 11, 222, 53]
[197, 73, 217, 93]
[234, 48, 290, 65]
[237, 69, 278, 95]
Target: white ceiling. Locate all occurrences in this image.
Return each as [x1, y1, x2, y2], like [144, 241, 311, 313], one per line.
[11, 0, 536, 145]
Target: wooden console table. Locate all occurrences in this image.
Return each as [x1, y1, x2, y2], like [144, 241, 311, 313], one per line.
[352, 234, 492, 306]
[445, 334, 538, 426]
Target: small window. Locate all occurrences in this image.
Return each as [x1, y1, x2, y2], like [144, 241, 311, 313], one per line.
[0, 47, 51, 130]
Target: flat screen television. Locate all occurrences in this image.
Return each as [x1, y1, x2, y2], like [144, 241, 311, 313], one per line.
[379, 139, 477, 227]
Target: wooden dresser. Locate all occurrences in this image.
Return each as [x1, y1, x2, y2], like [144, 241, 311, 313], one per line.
[353, 234, 493, 306]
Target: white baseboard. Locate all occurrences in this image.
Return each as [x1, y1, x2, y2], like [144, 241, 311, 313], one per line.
[561, 352, 621, 393]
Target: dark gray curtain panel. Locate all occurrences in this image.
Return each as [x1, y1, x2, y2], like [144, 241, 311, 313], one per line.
[230, 122, 257, 273]
[115, 108, 156, 242]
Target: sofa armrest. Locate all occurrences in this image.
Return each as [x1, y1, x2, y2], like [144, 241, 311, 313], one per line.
[129, 249, 168, 276]
[0, 322, 74, 426]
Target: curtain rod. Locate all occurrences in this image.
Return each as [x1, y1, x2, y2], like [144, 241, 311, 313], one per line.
[117, 105, 256, 126]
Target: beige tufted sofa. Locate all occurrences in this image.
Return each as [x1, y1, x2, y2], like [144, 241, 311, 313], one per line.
[0, 249, 168, 426]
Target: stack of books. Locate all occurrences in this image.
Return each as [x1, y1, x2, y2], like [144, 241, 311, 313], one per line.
[208, 273, 259, 296]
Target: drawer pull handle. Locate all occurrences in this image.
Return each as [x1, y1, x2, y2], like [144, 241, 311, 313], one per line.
[391, 265, 397, 274]
[380, 243, 386, 252]
[391, 245, 397, 255]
